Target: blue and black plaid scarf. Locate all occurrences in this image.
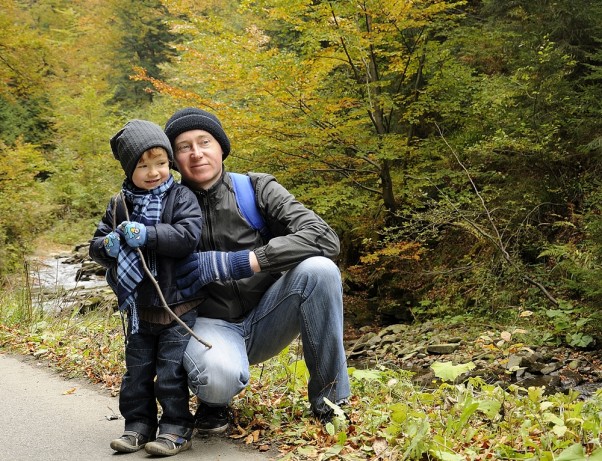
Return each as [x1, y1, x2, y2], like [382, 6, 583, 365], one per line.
[116, 175, 174, 333]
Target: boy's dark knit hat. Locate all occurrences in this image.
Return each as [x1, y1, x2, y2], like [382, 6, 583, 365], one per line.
[164, 107, 231, 160]
[110, 120, 174, 179]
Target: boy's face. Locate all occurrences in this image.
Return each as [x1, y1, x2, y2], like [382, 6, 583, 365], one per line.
[173, 130, 223, 191]
[131, 149, 170, 190]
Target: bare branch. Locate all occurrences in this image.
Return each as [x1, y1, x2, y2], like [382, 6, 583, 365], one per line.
[434, 123, 559, 307]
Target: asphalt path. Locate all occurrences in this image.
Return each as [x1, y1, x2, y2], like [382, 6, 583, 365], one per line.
[0, 353, 274, 461]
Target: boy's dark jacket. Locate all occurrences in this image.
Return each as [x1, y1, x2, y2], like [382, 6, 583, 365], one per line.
[89, 183, 203, 311]
[187, 170, 340, 322]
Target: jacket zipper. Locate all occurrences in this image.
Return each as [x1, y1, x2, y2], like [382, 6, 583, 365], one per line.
[196, 180, 247, 315]
[198, 191, 216, 250]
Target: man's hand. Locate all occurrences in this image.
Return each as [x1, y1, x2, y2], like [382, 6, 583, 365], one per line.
[176, 250, 253, 298]
[103, 231, 121, 258]
[118, 221, 147, 248]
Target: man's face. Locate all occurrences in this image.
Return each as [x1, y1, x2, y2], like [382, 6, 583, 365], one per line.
[174, 130, 223, 190]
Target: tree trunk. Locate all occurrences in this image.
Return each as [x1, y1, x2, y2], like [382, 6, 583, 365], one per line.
[381, 159, 396, 220]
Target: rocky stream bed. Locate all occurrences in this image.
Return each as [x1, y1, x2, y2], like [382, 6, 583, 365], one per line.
[29, 244, 602, 399]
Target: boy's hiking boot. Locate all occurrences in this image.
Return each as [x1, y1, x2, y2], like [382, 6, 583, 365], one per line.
[194, 402, 230, 434]
[145, 434, 192, 456]
[110, 431, 152, 453]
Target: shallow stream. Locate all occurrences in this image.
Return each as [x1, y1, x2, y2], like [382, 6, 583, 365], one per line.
[27, 254, 107, 312]
[29, 256, 105, 291]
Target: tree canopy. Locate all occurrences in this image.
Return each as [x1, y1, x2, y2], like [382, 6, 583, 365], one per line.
[1, 0, 602, 346]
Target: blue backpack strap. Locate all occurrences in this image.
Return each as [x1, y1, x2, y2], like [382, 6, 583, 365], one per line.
[230, 172, 271, 239]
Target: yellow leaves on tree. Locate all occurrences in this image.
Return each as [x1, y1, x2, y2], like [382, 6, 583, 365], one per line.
[350, 241, 424, 283]
[0, 140, 52, 272]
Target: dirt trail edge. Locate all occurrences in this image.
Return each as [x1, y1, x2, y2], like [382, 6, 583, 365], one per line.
[0, 353, 275, 461]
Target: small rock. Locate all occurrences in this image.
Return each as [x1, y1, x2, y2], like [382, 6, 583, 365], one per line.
[378, 324, 408, 336]
[380, 334, 399, 345]
[540, 363, 561, 375]
[401, 351, 418, 361]
[567, 360, 581, 370]
[560, 370, 583, 387]
[427, 343, 461, 354]
[516, 374, 561, 393]
[515, 367, 527, 378]
[350, 332, 377, 352]
[506, 354, 524, 370]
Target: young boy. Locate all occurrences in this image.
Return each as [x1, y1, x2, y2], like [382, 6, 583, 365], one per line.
[89, 119, 203, 456]
[90, 119, 255, 456]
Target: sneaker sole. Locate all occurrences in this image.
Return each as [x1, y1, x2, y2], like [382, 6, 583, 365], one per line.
[145, 439, 191, 456]
[195, 422, 229, 435]
[110, 440, 146, 453]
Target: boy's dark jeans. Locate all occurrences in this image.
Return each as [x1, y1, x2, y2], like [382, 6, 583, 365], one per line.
[119, 309, 196, 440]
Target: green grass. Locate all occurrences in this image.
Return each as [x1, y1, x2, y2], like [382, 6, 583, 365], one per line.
[1, 278, 602, 460]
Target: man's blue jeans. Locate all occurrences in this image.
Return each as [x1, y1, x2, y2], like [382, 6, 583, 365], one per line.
[183, 256, 350, 417]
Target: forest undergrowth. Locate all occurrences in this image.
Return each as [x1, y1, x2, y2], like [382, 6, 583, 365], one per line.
[1, 277, 602, 461]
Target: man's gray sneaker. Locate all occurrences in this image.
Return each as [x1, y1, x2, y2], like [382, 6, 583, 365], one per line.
[110, 430, 152, 453]
[145, 434, 192, 456]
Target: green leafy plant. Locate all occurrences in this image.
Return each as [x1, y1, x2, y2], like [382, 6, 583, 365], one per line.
[431, 360, 476, 382]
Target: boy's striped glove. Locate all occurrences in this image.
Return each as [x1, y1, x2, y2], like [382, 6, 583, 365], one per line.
[176, 250, 254, 298]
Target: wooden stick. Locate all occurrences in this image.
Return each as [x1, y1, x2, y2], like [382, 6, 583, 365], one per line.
[113, 192, 212, 348]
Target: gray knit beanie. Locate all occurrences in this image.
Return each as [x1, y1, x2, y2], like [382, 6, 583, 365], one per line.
[164, 108, 231, 160]
[110, 120, 174, 179]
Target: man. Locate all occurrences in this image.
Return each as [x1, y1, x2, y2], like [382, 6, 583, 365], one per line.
[164, 107, 350, 432]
